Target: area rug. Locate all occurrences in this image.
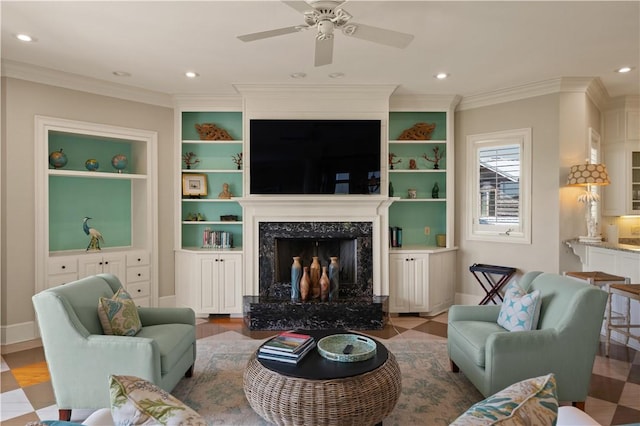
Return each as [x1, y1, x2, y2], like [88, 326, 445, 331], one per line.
[172, 331, 483, 425]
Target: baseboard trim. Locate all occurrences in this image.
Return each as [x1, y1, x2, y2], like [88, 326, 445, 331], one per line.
[1, 321, 39, 347]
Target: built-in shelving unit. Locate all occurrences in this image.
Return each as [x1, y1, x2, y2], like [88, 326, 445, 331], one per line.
[35, 116, 158, 306]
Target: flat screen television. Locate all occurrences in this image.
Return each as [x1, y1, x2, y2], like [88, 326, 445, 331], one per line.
[249, 119, 381, 195]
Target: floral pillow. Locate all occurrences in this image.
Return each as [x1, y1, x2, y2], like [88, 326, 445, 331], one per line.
[450, 374, 558, 425]
[109, 375, 205, 426]
[98, 288, 141, 336]
[497, 282, 542, 332]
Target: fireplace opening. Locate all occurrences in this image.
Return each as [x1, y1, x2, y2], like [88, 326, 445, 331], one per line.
[258, 221, 373, 300]
[275, 238, 356, 284]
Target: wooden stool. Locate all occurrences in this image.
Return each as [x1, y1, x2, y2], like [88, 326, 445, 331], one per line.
[564, 271, 630, 357]
[606, 284, 640, 356]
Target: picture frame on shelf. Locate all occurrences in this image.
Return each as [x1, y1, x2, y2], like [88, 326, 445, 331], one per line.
[182, 173, 208, 197]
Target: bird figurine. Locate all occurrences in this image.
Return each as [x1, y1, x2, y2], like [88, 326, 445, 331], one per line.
[82, 217, 104, 251]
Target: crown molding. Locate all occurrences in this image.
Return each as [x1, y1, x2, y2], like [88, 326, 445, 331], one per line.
[389, 94, 462, 111]
[457, 77, 611, 112]
[1, 60, 173, 108]
[172, 94, 242, 110]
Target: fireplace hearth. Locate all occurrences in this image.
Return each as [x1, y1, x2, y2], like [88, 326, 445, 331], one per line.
[243, 221, 388, 330]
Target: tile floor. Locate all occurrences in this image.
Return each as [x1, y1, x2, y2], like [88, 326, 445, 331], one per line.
[1, 314, 639, 425]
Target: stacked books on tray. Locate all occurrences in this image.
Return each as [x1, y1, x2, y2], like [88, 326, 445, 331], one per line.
[258, 331, 316, 364]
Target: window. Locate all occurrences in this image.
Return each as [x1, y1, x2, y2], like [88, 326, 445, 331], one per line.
[467, 128, 532, 243]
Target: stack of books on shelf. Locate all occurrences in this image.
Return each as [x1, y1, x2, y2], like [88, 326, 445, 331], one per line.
[202, 228, 233, 249]
[258, 331, 316, 364]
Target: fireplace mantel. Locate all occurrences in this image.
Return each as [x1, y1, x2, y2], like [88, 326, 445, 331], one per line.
[239, 196, 394, 297]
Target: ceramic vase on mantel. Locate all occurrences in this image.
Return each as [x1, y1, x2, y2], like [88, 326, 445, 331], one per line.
[320, 266, 330, 302]
[328, 256, 340, 301]
[291, 256, 302, 301]
[300, 266, 311, 302]
[310, 256, 321, 299]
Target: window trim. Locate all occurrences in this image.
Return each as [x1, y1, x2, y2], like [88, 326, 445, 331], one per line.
[466, 128, 532, 244]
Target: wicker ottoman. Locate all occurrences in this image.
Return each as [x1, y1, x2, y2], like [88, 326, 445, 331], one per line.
[243, 350, 402, 426]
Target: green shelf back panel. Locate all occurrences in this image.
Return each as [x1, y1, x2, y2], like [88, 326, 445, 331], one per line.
[388, 143, 446, 171]
[49, 176, 132, 251]
[389, 202, 446, 246]
[389, 112, 446, 140]
[182, 223, 243, 249]
[182, 143, 243, 170]
[389, 173, 446, 200]
[181, 202, 243, 222]
[182, 172, 243, 200]
[49, 132, 134, 173]
[182, 112, 243, 140]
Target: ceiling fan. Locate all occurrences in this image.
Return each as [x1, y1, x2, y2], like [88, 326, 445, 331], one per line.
[237, 0, 414, 67]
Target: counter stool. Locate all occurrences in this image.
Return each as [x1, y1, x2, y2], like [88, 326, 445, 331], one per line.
[606, 284, 640, 356]
[563, 271, 630, 356]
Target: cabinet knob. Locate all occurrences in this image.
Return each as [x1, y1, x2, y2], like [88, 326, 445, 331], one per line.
[137, 289, 141, 293]
[61, 265, 66, 269]
[137, 258, 141, 262]
[220, 259, 224, 262]
[99, 261, 103, 265]
[137, 273, 141, 277]
[105, 261, 109, 265]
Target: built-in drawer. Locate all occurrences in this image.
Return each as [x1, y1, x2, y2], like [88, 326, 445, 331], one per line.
[127, 281, 150, 299]
[132, 297, 150, 308]
[47, 273, 78, 288]
[127, 266, 150, 283]
[48, 257, 78, 274]
[127, 251, 149, 266]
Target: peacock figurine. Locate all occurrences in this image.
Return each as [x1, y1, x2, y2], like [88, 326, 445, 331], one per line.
[82, 217, 104, 251]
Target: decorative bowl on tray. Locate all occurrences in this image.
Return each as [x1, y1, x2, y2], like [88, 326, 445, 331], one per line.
[317, 334, 377, 362]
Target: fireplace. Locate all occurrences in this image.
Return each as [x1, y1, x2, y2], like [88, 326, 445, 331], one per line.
[258, 221, 373, 300]
[243, 220, 388, 330]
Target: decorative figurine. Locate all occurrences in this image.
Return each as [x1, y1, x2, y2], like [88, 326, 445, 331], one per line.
[218, 182, 232, 199]
[231, 152, 243, 170]
[82, 217, 104, 251]
[409, 159, 417, 169]
[182, 152, 200, 169]
[422, 146, 445, 170]
[49, 148, 68, 169]
[389, 153, 401, 170]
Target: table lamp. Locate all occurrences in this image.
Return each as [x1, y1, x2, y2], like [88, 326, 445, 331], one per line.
[566, 162, 610, 243]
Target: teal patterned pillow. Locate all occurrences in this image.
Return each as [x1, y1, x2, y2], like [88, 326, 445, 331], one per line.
[450, 374, 558, 425]
[109, 375, 206, 425]
[98, 288, 141, 336]
[497, 283, 542, 331]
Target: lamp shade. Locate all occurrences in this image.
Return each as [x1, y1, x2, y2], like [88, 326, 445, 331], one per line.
[566, 163, 610, 186]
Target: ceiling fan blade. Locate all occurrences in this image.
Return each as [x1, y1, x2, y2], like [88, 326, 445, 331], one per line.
[238, 26, 305, 42]
[343, 22, 414, 48]
[282, 1, 313, 14]
[315, 37, 334, 67]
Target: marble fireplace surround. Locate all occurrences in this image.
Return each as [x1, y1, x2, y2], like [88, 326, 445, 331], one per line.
[239, 196, 392, 330]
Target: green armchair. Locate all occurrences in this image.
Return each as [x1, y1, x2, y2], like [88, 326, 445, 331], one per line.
[32, 274, 196, 420]
[447, 271, 607, 408]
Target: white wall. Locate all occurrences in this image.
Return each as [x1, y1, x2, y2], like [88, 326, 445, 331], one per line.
[0, 77, 174, 333]
[454, 93, 587, 301]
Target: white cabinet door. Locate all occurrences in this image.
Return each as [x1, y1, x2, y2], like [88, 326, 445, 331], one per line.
[197, 253, 244, 314]
[389, 254, 410, 312]
[78, 253, 126, 283]
[389, 252, 429, 313]
[603, 142, 626, 216]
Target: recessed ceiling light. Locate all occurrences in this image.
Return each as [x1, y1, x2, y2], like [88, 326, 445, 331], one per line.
[112, 71, 131, 77]
[328, 72, 345, 79]
[616, 66, 633, 73]
[290, 72, 307, 79]
[435, 73, 449, 80]
[15, 33, 36, 42]
[185, 71, 199, 78]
